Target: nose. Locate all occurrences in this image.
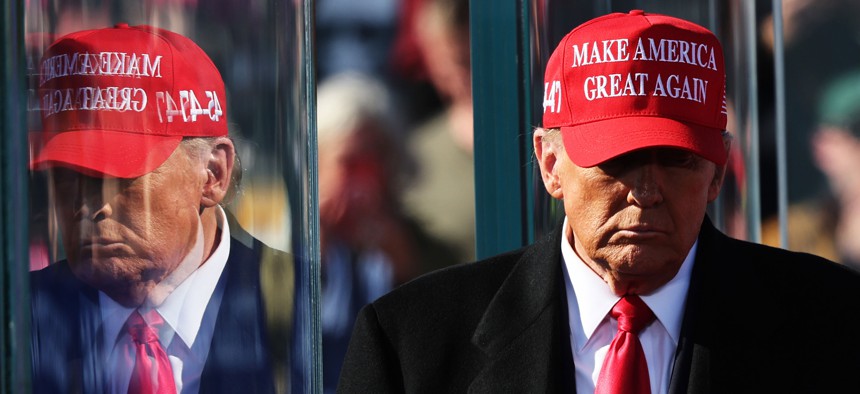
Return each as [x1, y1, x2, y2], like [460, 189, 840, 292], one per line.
[74, 177, 114, 221]
[89, 200, 113, 221]
[626, 163, 664, 207]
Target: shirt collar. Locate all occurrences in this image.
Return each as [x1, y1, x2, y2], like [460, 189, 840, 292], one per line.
[100, 206, 231, 349]
[561, 216, 696, 348]
[158, 206, 231, 348]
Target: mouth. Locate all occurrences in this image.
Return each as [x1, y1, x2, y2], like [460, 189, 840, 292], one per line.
[79, 238, 130, 258]
[80, 237, 124, 247]
[620, 223, 665, 232]
[613, 224, 668, 239]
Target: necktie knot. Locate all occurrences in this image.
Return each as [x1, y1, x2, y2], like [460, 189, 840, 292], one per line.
[126, 310, 164, 345]
[611, 295, 655, 334]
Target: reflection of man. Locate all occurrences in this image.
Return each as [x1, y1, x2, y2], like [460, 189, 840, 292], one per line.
[338, 11, 860, 392]
[30, 24, 284, 393]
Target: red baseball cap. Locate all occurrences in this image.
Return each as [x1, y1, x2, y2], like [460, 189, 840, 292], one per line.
[542, 10, 728, 167]
[30, 24, 228, 178]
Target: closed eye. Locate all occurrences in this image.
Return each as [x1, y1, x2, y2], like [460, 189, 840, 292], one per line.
[656, 149, 700, 169]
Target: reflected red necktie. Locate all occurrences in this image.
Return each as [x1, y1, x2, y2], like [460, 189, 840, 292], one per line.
[126, 310, 177, 394]
[595, 295, 656, 394]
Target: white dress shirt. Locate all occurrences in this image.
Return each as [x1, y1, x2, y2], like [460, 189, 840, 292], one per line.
[101, 206, 231, 394]
[560, 217, 695, 394]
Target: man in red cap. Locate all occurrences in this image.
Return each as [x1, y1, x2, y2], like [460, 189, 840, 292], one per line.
[29, 24, 287, 393]
[337, 10, 860, 392]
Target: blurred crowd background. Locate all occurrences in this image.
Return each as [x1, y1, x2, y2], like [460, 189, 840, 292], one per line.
[315, 0, 473, 390]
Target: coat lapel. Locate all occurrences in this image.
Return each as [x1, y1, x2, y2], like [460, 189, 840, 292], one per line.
[469, 223, 576, 393]
[77, 286, 106, 394]
[668, 217, 795, 393]
[30, 260, 105, 394]
[199, 237, 276, 394]
[669, 217, 727, 393]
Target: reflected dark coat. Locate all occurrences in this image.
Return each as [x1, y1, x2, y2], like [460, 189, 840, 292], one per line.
[30, 236, 281, 394]
[337, 217, 860, 393]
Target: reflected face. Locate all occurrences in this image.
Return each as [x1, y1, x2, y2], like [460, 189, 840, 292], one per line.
[51, 146, 205, 306]
[558, 147, 722, 295]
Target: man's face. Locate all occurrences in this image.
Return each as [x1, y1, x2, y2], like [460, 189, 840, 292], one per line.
[540, 137, 724, 295]
[51, 145, 206, 306]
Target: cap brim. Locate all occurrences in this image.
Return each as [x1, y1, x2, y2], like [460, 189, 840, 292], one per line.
[561, 116, 727, 168]
[30, 129, 182, 178]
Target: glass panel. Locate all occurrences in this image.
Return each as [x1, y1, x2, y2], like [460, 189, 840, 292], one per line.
[24, 1, 319, 393]
[528, 0, 754, 241]
[1, 0, 31, 390]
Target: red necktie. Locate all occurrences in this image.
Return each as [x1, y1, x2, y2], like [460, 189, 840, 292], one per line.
[126, 310, 177, 394]
[595, 295, 656, 394]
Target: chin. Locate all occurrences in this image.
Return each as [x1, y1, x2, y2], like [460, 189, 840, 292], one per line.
[70, 267, 150, 307]
[608, 250, 683, 277]
[102, 282, 152, 308]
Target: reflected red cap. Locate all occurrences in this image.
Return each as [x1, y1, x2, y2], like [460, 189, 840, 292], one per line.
[542, 10, 727, 167]
[30, 24, 228, 178]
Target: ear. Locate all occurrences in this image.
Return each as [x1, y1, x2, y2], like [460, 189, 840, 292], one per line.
[534, 129, 565, 199]
[201, 137, 236, 208]
[707, 135, 732, 202]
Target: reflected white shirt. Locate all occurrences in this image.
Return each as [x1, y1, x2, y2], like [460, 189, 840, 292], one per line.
[560, 217, 695, 394]
[101, 206, 231, 394]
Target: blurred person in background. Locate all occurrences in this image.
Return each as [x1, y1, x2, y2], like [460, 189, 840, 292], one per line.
[763, 70, 860, 269]
[316, 72, 458, 394]
[397, 0, 476, 263]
